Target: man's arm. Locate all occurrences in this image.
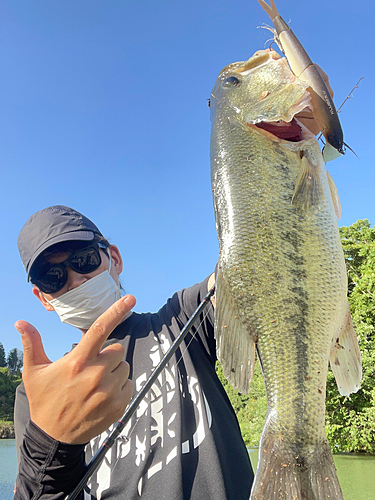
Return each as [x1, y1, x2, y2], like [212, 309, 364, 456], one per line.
[15, 422, 86, 500]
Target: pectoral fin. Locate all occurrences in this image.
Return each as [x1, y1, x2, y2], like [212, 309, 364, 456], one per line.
[292, 155, 325, 211]
[327, 170, 342, 220]
[215, 267, 256, 394]
[329, 302, 362, 396]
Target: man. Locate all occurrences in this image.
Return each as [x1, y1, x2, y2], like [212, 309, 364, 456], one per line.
[14, 205, 254, 499]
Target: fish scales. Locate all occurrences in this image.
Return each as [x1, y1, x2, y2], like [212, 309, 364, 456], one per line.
[210, 51, 360, 499]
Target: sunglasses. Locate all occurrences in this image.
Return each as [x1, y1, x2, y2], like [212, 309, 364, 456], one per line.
[31, 243, 108, 294]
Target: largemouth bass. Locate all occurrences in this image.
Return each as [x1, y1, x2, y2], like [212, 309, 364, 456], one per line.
[210, 50, 362, 499]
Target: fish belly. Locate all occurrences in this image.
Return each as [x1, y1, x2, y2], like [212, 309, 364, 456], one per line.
[211, 115, 347, 499]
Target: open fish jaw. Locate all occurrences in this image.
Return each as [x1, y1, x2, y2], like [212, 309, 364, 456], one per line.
[210, 48, 360, 499]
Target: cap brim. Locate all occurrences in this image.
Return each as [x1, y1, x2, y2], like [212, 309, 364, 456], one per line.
[27, 230, 95, 279]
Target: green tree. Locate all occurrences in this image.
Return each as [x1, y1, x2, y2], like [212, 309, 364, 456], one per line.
[0, 367, 22, 421]
[216, 362, 267, 447]
[325, 219, 375, 453]
[0, 342, 6, 367]
[6, 348, 23, 377]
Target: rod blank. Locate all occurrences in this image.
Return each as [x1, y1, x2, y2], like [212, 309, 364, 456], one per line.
[66, 285, 215, 500]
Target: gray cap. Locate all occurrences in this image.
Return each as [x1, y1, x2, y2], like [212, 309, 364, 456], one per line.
[18, 205, 103, 279]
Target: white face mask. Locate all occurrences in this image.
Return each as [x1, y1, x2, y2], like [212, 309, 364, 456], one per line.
[47, 259, 121, 330]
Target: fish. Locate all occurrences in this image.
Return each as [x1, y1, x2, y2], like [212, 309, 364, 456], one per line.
[210, 49, 362, 499]
[257, 0, 346, 159]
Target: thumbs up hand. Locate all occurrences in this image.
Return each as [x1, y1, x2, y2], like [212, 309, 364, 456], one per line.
[15, 295, 135, 444]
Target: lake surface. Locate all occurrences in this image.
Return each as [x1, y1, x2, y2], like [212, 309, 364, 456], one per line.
[1, 439, 374, 499]
[0, 440, 17, 500]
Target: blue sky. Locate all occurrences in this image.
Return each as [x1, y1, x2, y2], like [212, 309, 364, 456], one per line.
[1, 0, 374, 362]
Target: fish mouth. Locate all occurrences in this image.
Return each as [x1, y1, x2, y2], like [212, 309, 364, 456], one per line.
[255, 118, 303, 142]
[251, 113, 316, 143]
[248, 89, 315, 143]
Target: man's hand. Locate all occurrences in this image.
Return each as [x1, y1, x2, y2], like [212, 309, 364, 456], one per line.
[208, 272, 216, 308]
[15, 295, 135, 444]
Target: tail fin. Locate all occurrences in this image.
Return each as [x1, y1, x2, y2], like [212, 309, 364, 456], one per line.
[251, 418, 343, 499]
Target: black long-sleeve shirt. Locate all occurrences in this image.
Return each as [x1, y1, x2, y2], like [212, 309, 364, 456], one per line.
[15, 278, 254, 499]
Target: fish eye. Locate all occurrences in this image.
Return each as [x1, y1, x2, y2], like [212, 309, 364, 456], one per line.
[222, 76, 241, 88]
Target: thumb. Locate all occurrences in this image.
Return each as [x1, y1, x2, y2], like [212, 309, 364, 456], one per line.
[15, 320, 51, 371]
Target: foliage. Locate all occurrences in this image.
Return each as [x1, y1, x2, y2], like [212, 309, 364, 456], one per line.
[0, 343, 23, 421]
[217, 219, 375, 454]
[0, 367, 22, 421]
[325, 220, 375, 453]
[216, 362, 267, 447]
[0, 342, 6, 367]
[6, 348, 23, 377]
[0, 420, 15, 438]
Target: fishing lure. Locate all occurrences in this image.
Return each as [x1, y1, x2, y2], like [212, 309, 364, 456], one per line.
[257, 0, 345, 158]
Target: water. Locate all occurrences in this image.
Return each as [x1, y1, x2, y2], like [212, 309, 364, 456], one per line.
[249, 448, 375, 500]
[0, 440, 17, 500]
[1, 440, 374, 499]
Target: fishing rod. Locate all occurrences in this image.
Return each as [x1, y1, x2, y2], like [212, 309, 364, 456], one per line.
[66, 285, 215, 500]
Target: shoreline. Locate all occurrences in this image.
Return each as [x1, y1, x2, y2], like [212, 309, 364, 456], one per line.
[0, 422, 15, 439]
